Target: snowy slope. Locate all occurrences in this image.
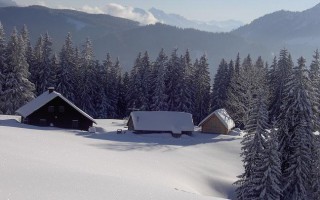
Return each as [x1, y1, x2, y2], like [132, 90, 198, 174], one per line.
[0, 115, 242, 200]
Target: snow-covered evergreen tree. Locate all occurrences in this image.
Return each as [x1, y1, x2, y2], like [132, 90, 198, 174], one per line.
[278, 57, 314, 200]
[165, 48, 181, 111]
[193, 55, 211, 124]
[1, 28, 35, 114]
[137, 51, 152, 111]
[311, 134, 320, 200]
[36, 32, 53, 95]
[211, 58, 229, 111]
[151, 48, 168, 111]
[127, 52, 142, 111]
[109, 57, 121, 118]
[56, 33, 76, 102]
[77, 38, 97, 117]
[117, 71, 129, 118]
[176, 54, 192, 112]
[0, 22, 6, 113]
[47, 53, 58, 88]
[309, 49, 320, 131]
[269, 49, 293, 121]
[235, 90, 269, 199]
[184, 49, 196, 114]
[255, 123, 282, 200]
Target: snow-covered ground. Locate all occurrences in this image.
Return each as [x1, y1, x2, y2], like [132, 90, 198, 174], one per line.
[0, 115, 242, 200]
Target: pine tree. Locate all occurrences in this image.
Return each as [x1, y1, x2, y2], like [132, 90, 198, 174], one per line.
[137, 51, 152, 111]
[269, 49, 293, 121]
[165, 48, 181, 111]
[309, 49, 320, 131]
[311, 134, 320, 200]
[176, 54, 192, 112]
[211, 58, 229, 111]
[193, 55, 211, 124]
[47, 53, 59, 88]
[117, 71, 129, 118]
[127, 52, 142, 111]
[77, 38, 97, 117]
[278, 57, 314, 200]
[256, 123, 282, 200]
[235, 90, 269, 199]
[1, 28, 35, 114]
[0, 22, 6, 113]
[151, 48, 168, 111]
[226, 54, 242, 127]
[184, 49, 196, 113]
[20, 24, 35, 81]
[36, 32, 53, 95]
[56, 33, 76, 102]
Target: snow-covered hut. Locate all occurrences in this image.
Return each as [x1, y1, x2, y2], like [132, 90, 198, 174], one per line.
[127, 111, 194, 136]
[198, 108, 235, 134]
[16, 88, 96, 131]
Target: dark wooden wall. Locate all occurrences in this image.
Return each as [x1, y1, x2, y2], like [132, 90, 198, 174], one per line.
[23, 97, 93, 131]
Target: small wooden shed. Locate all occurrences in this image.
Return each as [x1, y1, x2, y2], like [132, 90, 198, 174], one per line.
[15, 88, 96, 131]
[198, 108, 235, 134]
[127, 111, 194, 135]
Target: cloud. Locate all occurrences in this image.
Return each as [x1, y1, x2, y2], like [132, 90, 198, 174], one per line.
[81, 3, 158, 25]
[81, 5, 104, 14]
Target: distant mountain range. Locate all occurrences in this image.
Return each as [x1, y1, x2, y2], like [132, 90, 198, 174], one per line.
[0, 2, 319, 74]
[0, 0, 16, 7]
[232, 3, 320, 60]
[0, 5, 263, 74]
[149, 8, 244, 32]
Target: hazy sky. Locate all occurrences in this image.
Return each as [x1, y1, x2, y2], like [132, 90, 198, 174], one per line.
[13, 0, 320, 23]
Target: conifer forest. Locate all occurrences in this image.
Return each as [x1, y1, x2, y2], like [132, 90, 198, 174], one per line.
[1, 24, 320, 199]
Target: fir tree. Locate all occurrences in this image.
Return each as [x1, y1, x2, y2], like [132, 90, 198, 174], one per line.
[235, 90, 269, 199]
[309, 49, 320, 131]
[77, 38, 97, 117]
[151, 48, 168, 111]
[211, 58, 229, 111]
[269, 49, 293, 121]
[0, 22, 6, 112]
[165, 48, 181, 111]
[36, 32, 53, 95]
[193, 55, 211, 124]
[256, 123, 282, 200]
[279, 57, 314, 200]
[127, 52, 142, 111]
[1, 28, 35, 114]
[56, 33, 76, 102]
[48, 53, 59, 88]
[117, 71, 129, 118]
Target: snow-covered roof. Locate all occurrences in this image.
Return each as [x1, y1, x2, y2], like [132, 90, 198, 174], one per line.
[128, 111, 194, 134]
[15, 91, 96, 124]
[198, 108, 235, 130]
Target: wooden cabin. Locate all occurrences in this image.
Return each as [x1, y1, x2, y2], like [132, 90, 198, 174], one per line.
[127, 111, 194, 136]
[198, 108, 235, 134]
[16, 88, 96, 131]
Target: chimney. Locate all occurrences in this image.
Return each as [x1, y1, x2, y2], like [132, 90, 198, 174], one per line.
[48, 87, 55, 93]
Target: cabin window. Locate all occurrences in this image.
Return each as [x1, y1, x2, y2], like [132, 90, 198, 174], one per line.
[48, 106, 54, 113]
[39, 119, 47, 126]
[72, 120, 79, 129]
[59, 106, 65, 113]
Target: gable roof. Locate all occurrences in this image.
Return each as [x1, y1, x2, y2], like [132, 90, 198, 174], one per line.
[15, 91, 96, 124]
[198, 108, 234, 130]
[128, 111, 194, 134]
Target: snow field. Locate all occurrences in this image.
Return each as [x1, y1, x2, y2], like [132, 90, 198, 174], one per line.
[0, 115, 242, 200]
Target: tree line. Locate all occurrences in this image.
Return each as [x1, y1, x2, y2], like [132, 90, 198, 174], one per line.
[215, 49, 320, 199]
[0, 24, 211, 123]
